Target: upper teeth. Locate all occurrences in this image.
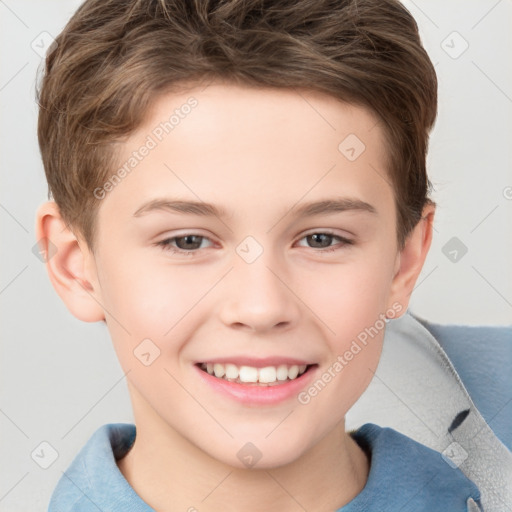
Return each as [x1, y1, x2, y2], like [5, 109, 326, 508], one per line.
[201, 363, 308, 384]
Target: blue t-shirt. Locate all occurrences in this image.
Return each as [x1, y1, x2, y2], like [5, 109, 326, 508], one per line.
[48, 423, 482, 511]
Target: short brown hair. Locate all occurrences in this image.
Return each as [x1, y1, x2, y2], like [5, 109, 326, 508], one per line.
[37, 0, 437, 252]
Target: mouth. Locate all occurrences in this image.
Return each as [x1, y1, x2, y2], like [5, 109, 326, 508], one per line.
[196, 362, 316, 386]
[194, 359, 319, 405]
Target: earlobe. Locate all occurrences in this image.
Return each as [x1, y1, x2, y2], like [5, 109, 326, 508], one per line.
[387, 204, 436, 316]
[35, 201, 106, 323]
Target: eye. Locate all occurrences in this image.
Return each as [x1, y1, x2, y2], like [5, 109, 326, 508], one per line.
[155, 234, 213, 255]
[155, 231, 353, 257]
[296, 231, 353, 252]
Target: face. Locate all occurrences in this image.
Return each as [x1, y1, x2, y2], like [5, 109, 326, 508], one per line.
[86, 83, 403, 468]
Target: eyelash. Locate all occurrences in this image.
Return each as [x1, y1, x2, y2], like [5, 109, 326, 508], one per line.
[155, 231, 354, 256]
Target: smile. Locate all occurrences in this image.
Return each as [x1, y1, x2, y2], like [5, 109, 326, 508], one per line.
[195, 356, 319, 405]
[199, 362, 310, 386]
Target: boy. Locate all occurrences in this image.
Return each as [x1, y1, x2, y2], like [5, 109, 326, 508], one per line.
[35, 0, 485, 510]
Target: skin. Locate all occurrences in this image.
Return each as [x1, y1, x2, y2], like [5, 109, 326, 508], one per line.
[36, 83, 434, 511]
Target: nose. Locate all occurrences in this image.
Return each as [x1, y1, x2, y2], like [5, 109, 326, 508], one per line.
[218, 250, 301, 334]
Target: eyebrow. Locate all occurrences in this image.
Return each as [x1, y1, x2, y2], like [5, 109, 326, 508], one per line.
[132, 197, 377, 219]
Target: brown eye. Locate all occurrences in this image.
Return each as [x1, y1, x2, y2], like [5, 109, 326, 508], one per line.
[173, 235, 204, 250]
[306, 233, 335, 249]
[297, 232, 353, 252]
[156, 234, 213, 255]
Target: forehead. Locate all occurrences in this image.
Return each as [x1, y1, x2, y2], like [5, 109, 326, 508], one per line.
[143, 83, 385, 158]
[97, 83, 393, 228]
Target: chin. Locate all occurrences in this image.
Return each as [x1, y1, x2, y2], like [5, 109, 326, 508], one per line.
[201, 433, 312, 471]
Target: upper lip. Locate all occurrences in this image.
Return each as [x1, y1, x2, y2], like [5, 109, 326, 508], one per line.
[197, 357, 316, 368]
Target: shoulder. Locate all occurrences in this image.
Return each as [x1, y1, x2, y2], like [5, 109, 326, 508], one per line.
[47, 423, 152, 511]
[343, 423, 481, 511]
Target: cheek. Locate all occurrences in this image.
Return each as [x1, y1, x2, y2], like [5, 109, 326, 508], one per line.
[97, 251, 214, 361]
[301, 250, 395, 341]
[295, 251, 394, 404]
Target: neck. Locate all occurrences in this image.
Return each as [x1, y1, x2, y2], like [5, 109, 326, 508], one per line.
[118, 398, 369, 512]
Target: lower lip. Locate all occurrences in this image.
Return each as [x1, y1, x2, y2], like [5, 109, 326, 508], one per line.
[194, 365, 318, 406]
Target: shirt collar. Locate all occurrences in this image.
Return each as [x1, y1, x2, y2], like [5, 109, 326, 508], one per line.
[341, 423, 481, 511]
[54, 422, 481, 512]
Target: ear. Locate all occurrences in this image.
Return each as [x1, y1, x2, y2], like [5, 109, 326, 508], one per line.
[35, 201, 105, 322]
[387, 203, 436, 316]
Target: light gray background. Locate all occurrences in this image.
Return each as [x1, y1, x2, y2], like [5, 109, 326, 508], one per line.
[1, 1, 511, 510]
